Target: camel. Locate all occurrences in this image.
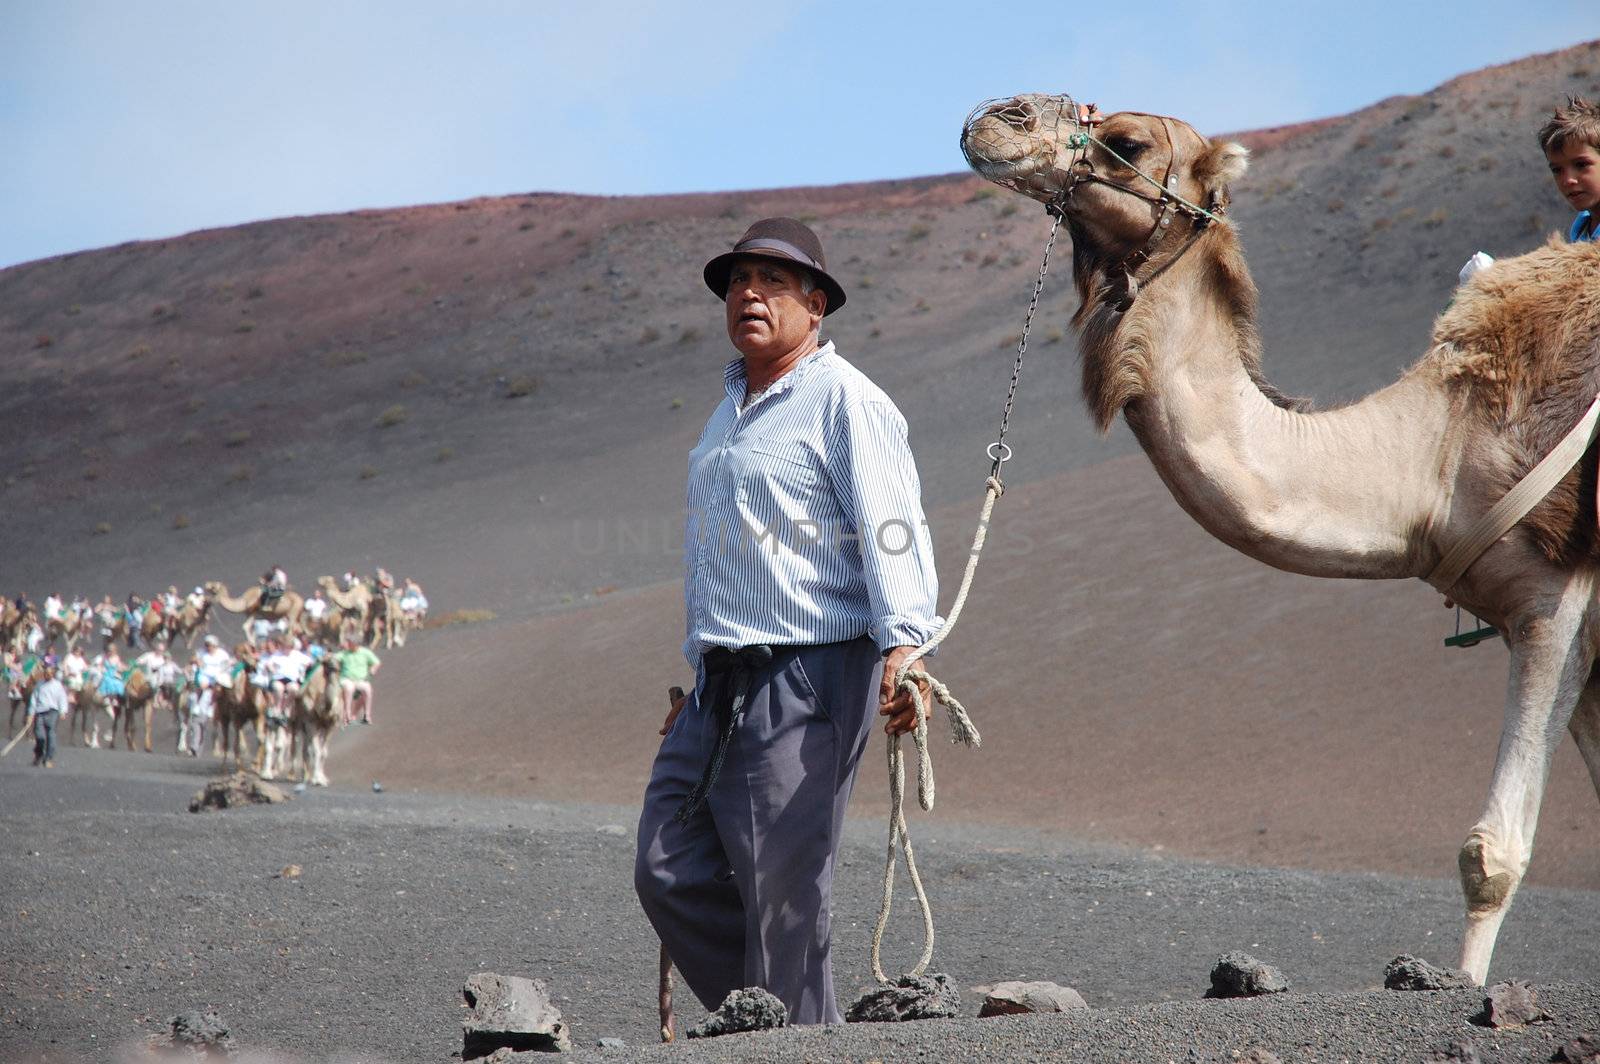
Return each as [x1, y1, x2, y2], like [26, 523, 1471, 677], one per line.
[211, 646, 264, 772]
[961, 94, 1600, 985]
[294, 657, 341, 786]
[72, 673, 116, 749]
[46, 608, 86, 652]
[5, 654, 43, 737]
[164, 598, 212, 648]
[316, 576, 371, 645]
[120, 667, 160, 752]
[206, 581, 303, 645]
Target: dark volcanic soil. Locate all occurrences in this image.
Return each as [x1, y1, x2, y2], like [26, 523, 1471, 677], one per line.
[2, 755, 1597, 1063]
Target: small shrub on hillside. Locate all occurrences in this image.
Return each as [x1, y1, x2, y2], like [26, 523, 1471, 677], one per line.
[64, 304, 82, 316]
[1325, 198, 1345, 213]
[518, 283, 537, 297]
[868, 327, 881, 339]
[375, 404, 408, 428]
[129, 344, 151, 360]
[225, 430, 251, 447]
[518, 220, 535, 232]
[184, 397, 204, 414]
[246, 286, 264, 299]
[424, 608, 496, 630]
[979, 253, 999, 269]
[1440, 145, 1456, 159]
[907, 224, 931, 241]
[678, 326, 701, 345]
[359, 465, 379, 480]
[1352, 133, 1372, 150]
[1371, 217, 1392, 233]
[639, 325, 661, 344]
[328, 349, 367, 367]
[151, 305, 168, 318]
[999, 332, 1022, 350]
[93, 522, 112, 536]
[399, 370, 428, 389]
[226, 465, 253, 484]
[506, 376, 538, 398]
[436, 447, 454, 462]
[969, 187, 996, 202]
[670, 397, 684, 410]
[83, 467, 100, 481]
[172, 513, 190, 530]
[1423, 208, 1449, 228]
[913, 298, 930, 314]
[33, 334, 52, 349]
[179, 429, 201, 446]
[559, 228, 575, 239]
[235, 320, 256, 333]
[998, 202, 1018, 218]
[464, 234, 480, 245]
[1045, 327, 1064, 344]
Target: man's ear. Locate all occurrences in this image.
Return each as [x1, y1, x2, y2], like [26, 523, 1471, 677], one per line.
[809, 286, 827, 320]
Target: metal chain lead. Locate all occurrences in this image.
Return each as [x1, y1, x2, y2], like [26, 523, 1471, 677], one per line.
[989, 214, 1062, 478]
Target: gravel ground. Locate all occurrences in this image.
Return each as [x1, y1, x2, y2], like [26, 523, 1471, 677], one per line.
[2, 748, 1597, 1063]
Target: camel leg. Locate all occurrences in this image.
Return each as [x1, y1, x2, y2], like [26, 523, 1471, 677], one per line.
[313, 731, 330, 786]
[1568, 679, 1600, 801]
[143, 699, 155, 753]
[1457, 590, 1594, 984]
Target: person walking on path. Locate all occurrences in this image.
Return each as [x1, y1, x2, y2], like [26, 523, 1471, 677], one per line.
[633, 217, 941, 1025]
[28, 659, 67, 768]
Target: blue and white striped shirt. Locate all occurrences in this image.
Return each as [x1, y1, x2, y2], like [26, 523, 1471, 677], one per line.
[683, 342, 942, 669]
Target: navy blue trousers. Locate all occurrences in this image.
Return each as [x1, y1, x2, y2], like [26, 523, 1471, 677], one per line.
[634, 637, 878, 1025]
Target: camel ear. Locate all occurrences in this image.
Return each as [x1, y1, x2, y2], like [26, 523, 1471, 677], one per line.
[1194, 140, 1249, 192]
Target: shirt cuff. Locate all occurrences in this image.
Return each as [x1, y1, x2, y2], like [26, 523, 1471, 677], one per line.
[875, 615, 943, 656]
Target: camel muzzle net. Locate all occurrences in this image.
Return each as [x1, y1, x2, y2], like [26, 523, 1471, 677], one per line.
[959, 93, 1095, 198]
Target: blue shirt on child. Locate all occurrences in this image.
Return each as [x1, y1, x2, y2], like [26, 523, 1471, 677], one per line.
[1570, 210, 1596, 243]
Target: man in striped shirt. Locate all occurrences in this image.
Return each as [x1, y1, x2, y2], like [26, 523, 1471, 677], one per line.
[635, 217, 942, 1025]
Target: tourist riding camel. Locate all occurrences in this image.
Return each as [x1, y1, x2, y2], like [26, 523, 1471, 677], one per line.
[206, 580, 304, 645]
[961, 93, 1600, 984]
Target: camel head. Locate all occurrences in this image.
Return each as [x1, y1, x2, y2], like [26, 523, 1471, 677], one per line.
[960, 94, 1248, 260]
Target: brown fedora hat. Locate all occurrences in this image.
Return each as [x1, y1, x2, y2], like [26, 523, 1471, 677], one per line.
[703, 217, 847, 316]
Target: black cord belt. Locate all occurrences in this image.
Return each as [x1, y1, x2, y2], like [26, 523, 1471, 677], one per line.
[673, 644, 774, 823]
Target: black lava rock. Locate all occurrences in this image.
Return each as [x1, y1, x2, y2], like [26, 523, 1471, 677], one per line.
[687, 987, 787, 1038]
[847, 973, 961, 1022]
[1205, 952, 1290, 999]
[1385, 954, 1477, 991]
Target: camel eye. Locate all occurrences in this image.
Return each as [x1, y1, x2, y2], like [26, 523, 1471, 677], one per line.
[1105, 136, 1146, 160]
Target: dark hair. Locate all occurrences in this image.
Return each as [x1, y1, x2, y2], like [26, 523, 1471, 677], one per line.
[1538, 95, 1600, 155]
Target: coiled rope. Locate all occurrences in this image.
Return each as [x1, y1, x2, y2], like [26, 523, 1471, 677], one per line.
[869, 215, 1061, 983]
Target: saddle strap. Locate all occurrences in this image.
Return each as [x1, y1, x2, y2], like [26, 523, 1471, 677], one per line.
[1430, 391, 1600, 591]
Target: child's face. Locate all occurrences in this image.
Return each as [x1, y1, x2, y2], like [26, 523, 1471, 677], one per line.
[1547, 140, 1600, 214]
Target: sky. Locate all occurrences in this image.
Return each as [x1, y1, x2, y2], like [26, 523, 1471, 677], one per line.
[2, 2, 1596, 269]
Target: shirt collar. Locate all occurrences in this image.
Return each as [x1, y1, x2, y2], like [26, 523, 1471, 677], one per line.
[722, 340, 834, 404]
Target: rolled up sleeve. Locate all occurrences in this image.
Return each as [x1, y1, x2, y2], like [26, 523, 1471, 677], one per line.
[826, 399, 942, 653]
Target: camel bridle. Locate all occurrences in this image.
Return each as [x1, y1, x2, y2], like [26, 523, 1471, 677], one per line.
[1056, 107, 1230, 311]
[962, 94, 1229, 313]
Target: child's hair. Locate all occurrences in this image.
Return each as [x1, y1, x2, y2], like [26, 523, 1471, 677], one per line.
[1538, 95, 1600, 155]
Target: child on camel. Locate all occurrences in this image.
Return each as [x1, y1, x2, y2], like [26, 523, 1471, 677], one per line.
[1538, 95, 1600, 244]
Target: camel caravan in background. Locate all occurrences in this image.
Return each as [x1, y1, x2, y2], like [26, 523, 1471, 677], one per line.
[4, 568, 430, 788]
[961, 94, 1600, 986]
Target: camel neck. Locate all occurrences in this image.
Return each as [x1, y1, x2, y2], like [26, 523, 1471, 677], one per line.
[1111, 237, 1452, 580]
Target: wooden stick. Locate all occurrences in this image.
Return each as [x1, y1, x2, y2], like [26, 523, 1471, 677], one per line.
[1, 717, 33, 758]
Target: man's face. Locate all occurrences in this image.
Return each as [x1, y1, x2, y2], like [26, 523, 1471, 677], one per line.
[724, 257, 826, 359]
[1547, 140, 1600, 214]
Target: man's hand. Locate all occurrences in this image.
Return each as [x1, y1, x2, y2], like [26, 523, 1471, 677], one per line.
[659, 686, 687, 736]
[879, 646, 930, 736]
